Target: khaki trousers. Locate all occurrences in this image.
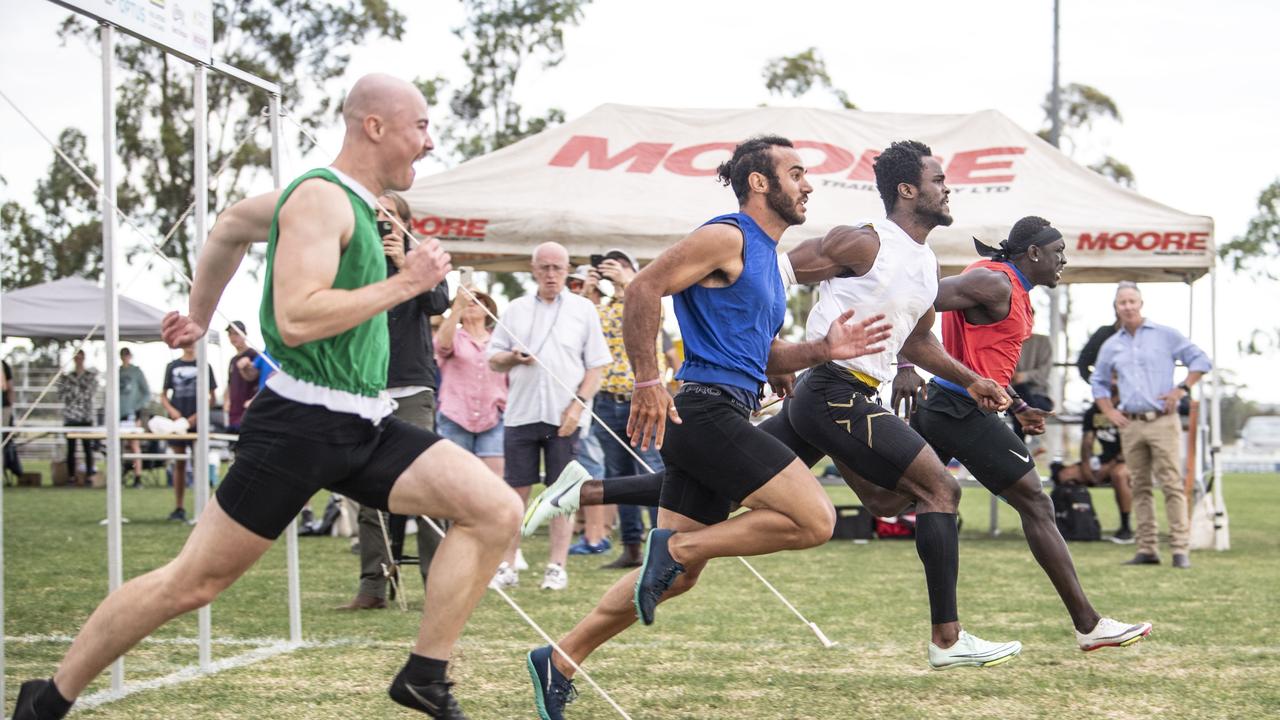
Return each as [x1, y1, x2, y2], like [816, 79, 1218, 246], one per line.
[1118, 412, 1188, 556]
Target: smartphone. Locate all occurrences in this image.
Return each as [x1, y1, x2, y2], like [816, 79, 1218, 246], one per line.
[376, 219, 394, 237]
[459, 266, 474, 287]
[590, 253, 605, 268]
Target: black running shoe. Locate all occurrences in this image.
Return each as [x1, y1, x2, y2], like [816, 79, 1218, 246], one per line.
[527, 645, 578, 720]
[634, 528, 685, 625]
[13, 679, 71, 720]
[388, 677, 469, 719]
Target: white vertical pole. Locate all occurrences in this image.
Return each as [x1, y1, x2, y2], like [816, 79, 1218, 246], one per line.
[193, 62, 213, 672]
[1047, 286, 1065, 459]
[1209, 261, 1228, 550]
[101, 22, 126, 692]
[272, 94, 303, 644]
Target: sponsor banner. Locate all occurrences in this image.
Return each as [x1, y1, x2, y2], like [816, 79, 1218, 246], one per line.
[54, 0, 213, 64]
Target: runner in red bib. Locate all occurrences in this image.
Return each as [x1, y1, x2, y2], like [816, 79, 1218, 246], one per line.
[891, 216, 1152, 652]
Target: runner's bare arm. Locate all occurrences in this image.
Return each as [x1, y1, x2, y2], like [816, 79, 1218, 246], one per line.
[623, 222, 744, 449]
[899, 308, 1009, 411]
[622, 223, 744, 383]
[763, 308, 891, 375]
[933, 269, 1010, 313]
[272, 180, 450, 347]
[786, 225, 880, 284]
[170, 191, 282, 344]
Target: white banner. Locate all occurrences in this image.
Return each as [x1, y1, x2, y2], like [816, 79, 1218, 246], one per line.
[53, 0, 213, 64]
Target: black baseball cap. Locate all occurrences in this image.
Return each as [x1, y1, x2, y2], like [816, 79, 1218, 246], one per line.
[225, 320, 247, 334]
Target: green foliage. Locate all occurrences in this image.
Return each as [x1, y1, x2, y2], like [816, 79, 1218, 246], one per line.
[0, 129, 103, 290]
[1089, 155, 1136, 188]
[1219, 178, 1280, 280]
[441, 0, 590, 163]
[762, 47, 857, 109]
[47, 1, 407, 292]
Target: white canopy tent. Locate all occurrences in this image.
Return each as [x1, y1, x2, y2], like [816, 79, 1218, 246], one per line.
[402, 103, 1213, 281]
[0, 276, 219, 343]
[403, 102, 1227, 550]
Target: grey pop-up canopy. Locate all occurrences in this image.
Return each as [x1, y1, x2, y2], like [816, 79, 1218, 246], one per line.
[1, 276, 168, 341]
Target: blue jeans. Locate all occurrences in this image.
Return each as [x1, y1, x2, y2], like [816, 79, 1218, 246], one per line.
[592, 395, 662, 545]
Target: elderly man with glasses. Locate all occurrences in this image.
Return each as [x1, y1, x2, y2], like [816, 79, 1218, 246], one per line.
[487, 241, 611, 590]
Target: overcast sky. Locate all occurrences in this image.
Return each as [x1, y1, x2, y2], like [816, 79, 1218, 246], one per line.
[2, 0, 1278, 405]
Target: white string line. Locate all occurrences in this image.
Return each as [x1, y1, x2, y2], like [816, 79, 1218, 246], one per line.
[417, 516, 633, 720]
[278, 112, 832, 640]
[0, 88, 270, 450]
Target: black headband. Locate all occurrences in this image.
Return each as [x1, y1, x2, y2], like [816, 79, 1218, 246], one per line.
[974, 225, 1062, 261]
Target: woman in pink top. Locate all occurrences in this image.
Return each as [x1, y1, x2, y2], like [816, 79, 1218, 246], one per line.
[435, 286, 508, 479]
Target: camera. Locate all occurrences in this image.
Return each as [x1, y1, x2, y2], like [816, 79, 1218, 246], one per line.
[459, 266, 474, 287]
[590, 253, 606, 268]
[376, 219, 394, 238]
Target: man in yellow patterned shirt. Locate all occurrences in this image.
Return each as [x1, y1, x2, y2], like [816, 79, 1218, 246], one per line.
[585, 249, 667, 568]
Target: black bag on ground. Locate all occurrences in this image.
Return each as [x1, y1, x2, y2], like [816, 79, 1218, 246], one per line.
[1051, 484, 1102, 541]
[831, 505, 874, 540]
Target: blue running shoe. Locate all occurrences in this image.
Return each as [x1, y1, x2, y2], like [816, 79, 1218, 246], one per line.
[527, 645, 578, 720]
[634, 528, 685, 626]
[568, 537, 612, 555]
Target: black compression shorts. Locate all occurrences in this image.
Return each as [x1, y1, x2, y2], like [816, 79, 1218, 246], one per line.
[658, 383, 797, 526]
[785, 363, 928, 491]
[910, 380, 1035, 495]
[216, 388, 442, 539]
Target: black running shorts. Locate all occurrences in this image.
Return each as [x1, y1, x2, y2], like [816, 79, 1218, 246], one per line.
[658, 383, 797, 526]
[217, 388, 442, 540]
[910, 380, 1035, 495]
[786, 363, 928, 491]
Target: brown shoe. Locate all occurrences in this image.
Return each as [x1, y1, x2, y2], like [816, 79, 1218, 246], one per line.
[1123, 553, 1161, 566]
[333, 593, 386, 611]
[600, 543, 643, 569]
[1172, 553, 1191, 569]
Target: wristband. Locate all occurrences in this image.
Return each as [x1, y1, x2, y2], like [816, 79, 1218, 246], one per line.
[897, 363, 915, 371]
[1011, 400, 1029, 414]
[634, 378, 662, 389]
[575, 394, 588, 404]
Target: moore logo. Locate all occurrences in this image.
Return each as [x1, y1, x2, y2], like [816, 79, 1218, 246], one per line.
[413, 216, 488, 239]
[548, 135, 1026, 184]
[1077, 231, 1209, 252]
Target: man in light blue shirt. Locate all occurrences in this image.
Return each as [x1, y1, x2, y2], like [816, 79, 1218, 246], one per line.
[1091, 283, 1210, 568]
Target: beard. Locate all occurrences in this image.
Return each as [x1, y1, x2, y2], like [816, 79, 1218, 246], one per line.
[916, 200, 953, 229]
[766, 184, 806, 226]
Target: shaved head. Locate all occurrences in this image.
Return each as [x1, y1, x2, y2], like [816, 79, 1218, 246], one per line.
[332, 73, 433, 194]
[342, 73, 425, 132]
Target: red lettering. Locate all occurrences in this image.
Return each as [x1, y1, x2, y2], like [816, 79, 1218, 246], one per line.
[465, 219, 488, 238]
[847, 150, 879, 181]
[663, 142, 737, 176]
[441, 218, 467, 237]
[1162, 232, 1187, 250]
[1135, 232, 1161, 250]
[1077, 233, 1108, 251]
[792, 141, 854, 175]
[946, 146, 1025, 184]
[1188, 232, 1208, 251]
[1111, 232, 1136, 249]
[415, 217, 441, 235]
[548, 135, 672, 173]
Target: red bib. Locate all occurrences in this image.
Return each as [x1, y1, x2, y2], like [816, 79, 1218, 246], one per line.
[941, 260, 1033, 387]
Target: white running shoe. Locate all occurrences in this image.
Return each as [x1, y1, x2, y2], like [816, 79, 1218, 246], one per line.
[514, 548, 529, 572]
[522, 461, 591, 537]
[541, 563, 569, 591]
[488, 562, 518, 590]
[928, 630, 1022, 670]
[1076, 617, 1152, 651]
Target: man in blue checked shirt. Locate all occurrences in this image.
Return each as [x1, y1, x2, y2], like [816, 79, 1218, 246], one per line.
[1091, 282, 1210, 569]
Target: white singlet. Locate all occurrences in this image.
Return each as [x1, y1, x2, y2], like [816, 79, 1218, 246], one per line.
[804, 218, 939, 384]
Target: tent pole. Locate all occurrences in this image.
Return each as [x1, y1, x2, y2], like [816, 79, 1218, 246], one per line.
[193, 61, 213, 672]
[1047, 286, 1065, 460]
[1210, 260, 1228, 550]
[100, 22, 126, 692]
[271, 92, 303, 645]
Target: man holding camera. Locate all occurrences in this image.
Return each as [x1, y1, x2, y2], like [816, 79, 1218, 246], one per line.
[336, 191, 451, 610]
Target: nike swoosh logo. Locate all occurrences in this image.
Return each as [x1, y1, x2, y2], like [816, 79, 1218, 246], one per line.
[1008, 449, 1030, 462]
[404, 684, 440, 713]
[549, 479, 578, 508]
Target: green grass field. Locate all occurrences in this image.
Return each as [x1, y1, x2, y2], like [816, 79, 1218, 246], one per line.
[3, 474, 1278, 719]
